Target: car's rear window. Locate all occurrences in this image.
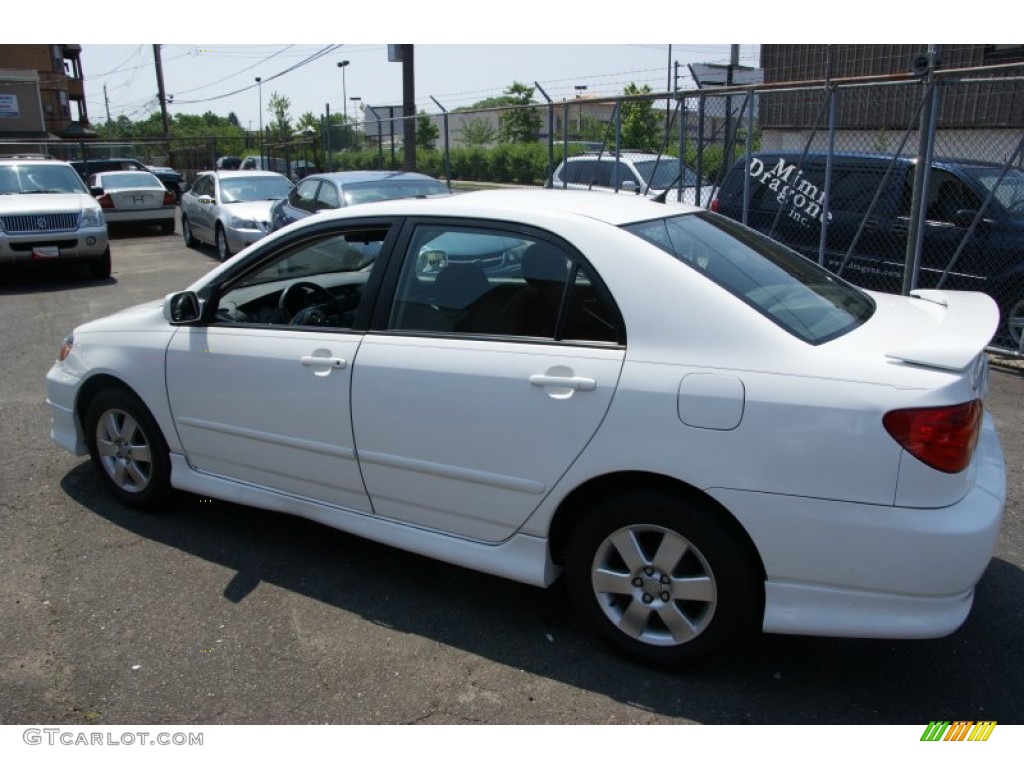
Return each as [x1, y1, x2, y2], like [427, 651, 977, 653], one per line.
[623, 212, 876, 344]
[96, 172, 164, 189]
[342, 179, 450, 206]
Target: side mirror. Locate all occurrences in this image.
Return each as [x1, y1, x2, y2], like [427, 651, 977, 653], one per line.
[619, 180, 639, 194]
[164, 291, 202, 324]
[952, 209, 993, 229]
[90, 186, 103, 197]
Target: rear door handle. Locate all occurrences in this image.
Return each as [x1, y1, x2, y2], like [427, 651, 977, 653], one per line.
[529, 374, 597, 391]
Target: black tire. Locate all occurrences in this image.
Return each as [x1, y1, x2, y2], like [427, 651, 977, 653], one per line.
[215, 224, 231, 262]
[565, 488, 763, 667]
[87, 247, 111, 279]
[182, 216, 196, 248]
[161, 219, 175, 235]
[84, 387, 171, 511]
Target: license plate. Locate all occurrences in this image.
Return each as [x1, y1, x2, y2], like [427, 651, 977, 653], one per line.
[32, 246, 59, 259]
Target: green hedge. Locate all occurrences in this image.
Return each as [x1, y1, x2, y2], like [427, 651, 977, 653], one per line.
[325, 141, 740, 186]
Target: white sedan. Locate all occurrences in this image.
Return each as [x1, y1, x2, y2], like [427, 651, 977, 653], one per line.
[46, 189, 1007, 666]
[88, 170, 176, 234]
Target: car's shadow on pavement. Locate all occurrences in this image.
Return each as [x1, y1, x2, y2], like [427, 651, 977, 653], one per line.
[60, 463, 1024, 724]
[0, 263, 114, 294]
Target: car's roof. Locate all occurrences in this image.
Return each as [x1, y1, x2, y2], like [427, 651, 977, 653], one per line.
[569, 152, 670, 162]
[92, 169, 158, 176]
[0, 158, 73, 166]
[308, 170, 441, 184]
[205, 170, 288, 180]
[728, 151, 1008, 170]
[318, 188, 699, 226]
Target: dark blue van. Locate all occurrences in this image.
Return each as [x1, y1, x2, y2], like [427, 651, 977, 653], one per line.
[711, 152, 1024, 350]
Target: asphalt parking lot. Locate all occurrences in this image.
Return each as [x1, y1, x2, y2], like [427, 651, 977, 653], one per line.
[1, 212, 1022, 725]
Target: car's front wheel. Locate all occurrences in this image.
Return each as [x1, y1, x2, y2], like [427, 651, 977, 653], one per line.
[565, 488, 763, 667]
[87, 247, 111, 279]
[84, 387, 171, 511]
[215, 224, 231, 262]
[182, 216, 196, 248]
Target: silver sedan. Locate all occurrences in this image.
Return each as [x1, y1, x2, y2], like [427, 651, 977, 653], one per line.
[89, 170, 176, 234]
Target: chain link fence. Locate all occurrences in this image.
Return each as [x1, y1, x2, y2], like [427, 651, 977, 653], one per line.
[5, 60, 1021, 353]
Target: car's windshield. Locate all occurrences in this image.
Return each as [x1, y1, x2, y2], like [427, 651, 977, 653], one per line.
[960, 165, 1024, 220]
[342, 179, 450, 206]
[94, 172, 164, 190]
[220, 176, 292, 203]
[633, 160, 701, 189]
[0, 164, 88, 195]
[623, 212, 875, 344]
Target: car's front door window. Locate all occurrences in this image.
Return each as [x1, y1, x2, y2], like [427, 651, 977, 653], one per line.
[215, 227, 388, 329]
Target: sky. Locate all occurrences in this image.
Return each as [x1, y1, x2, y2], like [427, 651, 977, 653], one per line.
[6, 3, 987, 131]
[75, 44, 761, 129]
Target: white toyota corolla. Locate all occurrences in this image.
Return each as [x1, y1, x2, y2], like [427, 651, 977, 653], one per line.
[46, 189, 1007, 666]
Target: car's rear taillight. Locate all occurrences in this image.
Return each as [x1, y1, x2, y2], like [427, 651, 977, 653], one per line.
[883, 400, 983, 474]
[163, 190, 176, 205]
[709, 198, 721, 213]
[97, 194, 113, 209]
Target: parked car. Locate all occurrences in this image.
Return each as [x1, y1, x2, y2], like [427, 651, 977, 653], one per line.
[46, 190, 1006, 667]
[88, 170, 176, 234]
[270, 171, 451, 231]
[215, 156, 242, 170]
[180, 170, 292, 261]
[70, 158, 185, 204]
[711, 152, 1024, 349]
[551, 151, 712, 205]
[0, 158, 110, 277]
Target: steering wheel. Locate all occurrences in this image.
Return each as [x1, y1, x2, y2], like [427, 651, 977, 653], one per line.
[278, 281, 341, 325]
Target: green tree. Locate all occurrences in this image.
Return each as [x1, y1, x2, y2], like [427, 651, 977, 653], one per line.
[457, 117, 498, 146]
[296, 111, 320, 133]
[620, 83, 659, 151]
[266, 92, 292, 141]
[498, 81, 541, 144]
[417, 111, 439, 151]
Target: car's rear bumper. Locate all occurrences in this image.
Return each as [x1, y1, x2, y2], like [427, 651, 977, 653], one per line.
[712, 414, 1006, 639]
[104, 208, 175, 225]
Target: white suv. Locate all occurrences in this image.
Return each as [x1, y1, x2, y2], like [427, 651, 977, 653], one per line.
[551, 151, 712, 206]
[0, 158, 110, 277]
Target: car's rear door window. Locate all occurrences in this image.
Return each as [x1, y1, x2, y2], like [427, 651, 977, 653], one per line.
[624, 212, 875, 344]
[385, 224, 622, 343]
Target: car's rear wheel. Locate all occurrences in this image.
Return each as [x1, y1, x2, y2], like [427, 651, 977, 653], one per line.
[182, 216, 196, 248]
[565, 488, 762, 667]
[216, 224, 231, 262]
[84, 387, 171, 511]
[161, 219, 175, 235]
[87, 247, 111, 279]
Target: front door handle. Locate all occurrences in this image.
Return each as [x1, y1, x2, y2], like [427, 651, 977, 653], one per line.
[300, 355, 346, 369]
[529, 374, 597, 391]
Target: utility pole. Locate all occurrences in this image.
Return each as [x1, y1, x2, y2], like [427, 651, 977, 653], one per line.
[153, 44, 170, 140]
[103, 83, 112, 124]
[401, 44, 415, 171]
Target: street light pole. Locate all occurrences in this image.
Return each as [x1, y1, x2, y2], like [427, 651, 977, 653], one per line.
[337, 60, 350, 123]
[255, 77, 263, 164]
[574, 85, 587, 137]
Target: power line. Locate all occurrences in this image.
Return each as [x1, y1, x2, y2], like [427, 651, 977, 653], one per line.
[168, 44, 342, 105]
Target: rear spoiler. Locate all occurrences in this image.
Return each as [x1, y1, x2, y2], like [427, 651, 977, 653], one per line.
[884, 290, 999, 371]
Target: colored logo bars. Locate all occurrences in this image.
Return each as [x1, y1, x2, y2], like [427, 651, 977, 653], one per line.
[921, 721, 997, 742]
